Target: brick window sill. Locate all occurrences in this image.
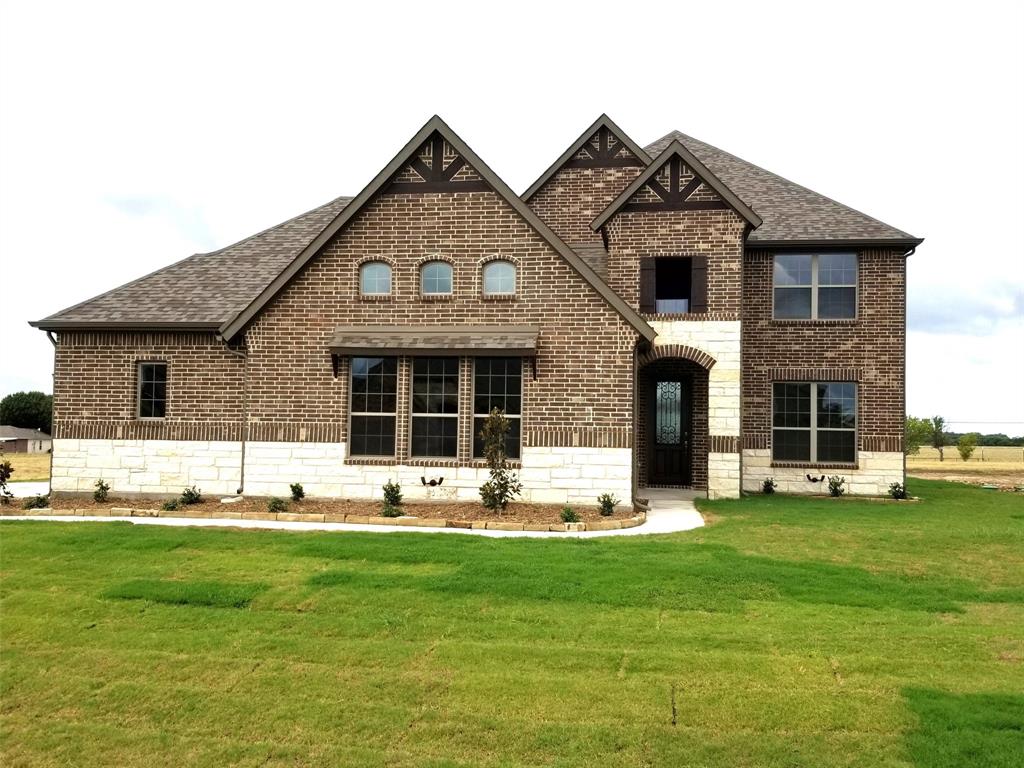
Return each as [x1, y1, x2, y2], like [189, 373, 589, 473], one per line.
[769, 319, 858, 327]
[345, 456, 521, 469]
[642, 312, 741, 322]
[357, 294, 393, 302]
[771, 461, 859, 471]
[481, 293, 516, 302]
[418, 294, 453, 302]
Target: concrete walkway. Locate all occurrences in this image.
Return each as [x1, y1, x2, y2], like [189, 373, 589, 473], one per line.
[2, 490, 705, 539]
[7, 481, 50, 498]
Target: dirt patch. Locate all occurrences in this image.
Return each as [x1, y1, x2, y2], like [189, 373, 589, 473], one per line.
[48, 495, 633, 524]
[907, 470, 1024, 491]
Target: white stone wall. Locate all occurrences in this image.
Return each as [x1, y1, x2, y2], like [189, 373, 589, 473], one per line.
[742, 449, 904, 496]
[51, 438, 242, 495]
[648, 320, 742, 498]
[51, 438, 631, 505]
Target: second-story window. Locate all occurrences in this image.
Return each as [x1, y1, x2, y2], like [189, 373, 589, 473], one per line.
[482, 260, 516, 296]
[773, 253, 857, 319]
[359, 261, 392, 296]
[420, 261, 453, 296]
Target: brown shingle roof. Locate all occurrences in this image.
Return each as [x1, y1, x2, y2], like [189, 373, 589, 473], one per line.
[31, 195, 353, 329]
[645, 131, 920, 246]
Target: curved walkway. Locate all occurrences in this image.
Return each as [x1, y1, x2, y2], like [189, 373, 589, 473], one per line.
[2, 493, 704, 539]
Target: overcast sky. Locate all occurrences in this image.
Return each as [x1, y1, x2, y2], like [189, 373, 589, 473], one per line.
[1, 1, 1022, 435]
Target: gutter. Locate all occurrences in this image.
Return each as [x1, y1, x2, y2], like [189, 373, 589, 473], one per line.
[222, 340, 249, 495]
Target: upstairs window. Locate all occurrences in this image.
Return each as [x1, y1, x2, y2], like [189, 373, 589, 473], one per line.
[639, 256, 708, 314]
[411, 357, 459, 457]
[482, 260, 516, 296]
[420, 261, 453, 295]
[137, 362, 167, 419]
[774, 253, 857, 319]
[772, 382, 857, 464]
[359, 261, 392, 296]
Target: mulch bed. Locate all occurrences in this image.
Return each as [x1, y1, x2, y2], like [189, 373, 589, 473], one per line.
[48, 495, 634, 524]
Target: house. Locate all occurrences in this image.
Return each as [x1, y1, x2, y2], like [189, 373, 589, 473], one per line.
[0, 426, 52, 454]
[31, 115, 921, 501]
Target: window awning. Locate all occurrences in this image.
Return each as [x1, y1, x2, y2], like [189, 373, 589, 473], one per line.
[327, 325, 539, 357]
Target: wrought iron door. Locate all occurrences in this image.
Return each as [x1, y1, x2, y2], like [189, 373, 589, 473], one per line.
[649, 378, 692, 485]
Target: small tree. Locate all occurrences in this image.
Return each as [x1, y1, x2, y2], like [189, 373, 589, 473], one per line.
[0, 456, 13, 506]
[0, 391, 53, 434]
[957, 433, 978, 461]
[905, 416, 932, 456]
[479, 408, 522, 513]
[930, 416, 947, 461]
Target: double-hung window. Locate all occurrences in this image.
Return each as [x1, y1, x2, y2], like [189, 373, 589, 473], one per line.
[137, 362, 167, 419]
[773, 253, 857, 319]
[350, 357, 398, 456]
[411, 357, 459, 457]
[772, 382, 857, 463]
[473, 357, 522, 459]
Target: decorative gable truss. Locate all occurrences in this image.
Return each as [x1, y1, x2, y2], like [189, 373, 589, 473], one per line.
[386, 132, 489, 194]
[566, 125, 646, 169]
[623, 155, 726, 213]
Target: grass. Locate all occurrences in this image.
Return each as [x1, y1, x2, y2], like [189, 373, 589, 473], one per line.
[1, 479, 1022, 766]
[1, 452, 50, 482]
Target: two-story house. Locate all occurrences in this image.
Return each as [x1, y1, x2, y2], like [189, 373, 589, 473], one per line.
[31, 115, 921, 501]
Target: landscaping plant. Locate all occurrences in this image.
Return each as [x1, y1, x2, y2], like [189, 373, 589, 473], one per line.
[267, 497, 288, 514]
[560, 506, 579, 523]
[596, 493, 619, 517]
[762, 477, 777, 494]
[290, 483, 305, 502]
[22, 494, 49, 510]
[478, 408, 522, 513]
[380, 503, 402, 518]
[382, 480, 402, 507]
[161, 498, 180, 512]
[888, 481, 908, 500]
[827, 475, 846, 497]
[0, 456, 13, 505]
[93, 479, 110, 503]
[180, 486, 202, 505]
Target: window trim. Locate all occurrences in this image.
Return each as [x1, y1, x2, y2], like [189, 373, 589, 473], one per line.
[771, 381, 858, 465]
[471, 357, 523, 459]
[358, 260, 393, 298]
[348, 356, 399, 459]
[419, 259, 454, 297]
[481, 259, 517, 298]
[136, 361, 168, 421]
[772, 252, 858, 321]
[409, 356, 460, 459]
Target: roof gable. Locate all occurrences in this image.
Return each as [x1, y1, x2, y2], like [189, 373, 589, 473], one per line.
[219, 116, 656, 342]
[592, 140, 762, 231]
[522, 114, 650, 201]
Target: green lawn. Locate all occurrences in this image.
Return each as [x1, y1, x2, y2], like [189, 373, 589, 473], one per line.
[1, 480, 1022, 767]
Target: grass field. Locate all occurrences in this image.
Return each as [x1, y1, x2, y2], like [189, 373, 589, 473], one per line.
[1, 479, 1022, 766]
[907, 446, 1024, 487]
[0, 452, 50, 483]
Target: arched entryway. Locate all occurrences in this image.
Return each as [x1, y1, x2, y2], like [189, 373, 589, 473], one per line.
[637, 346, 715, 490]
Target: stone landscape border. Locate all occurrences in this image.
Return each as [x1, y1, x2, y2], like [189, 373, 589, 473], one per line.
[2, 506, 647, 532]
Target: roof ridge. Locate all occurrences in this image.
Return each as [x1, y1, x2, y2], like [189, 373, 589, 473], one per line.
[650, 130, 915, 240]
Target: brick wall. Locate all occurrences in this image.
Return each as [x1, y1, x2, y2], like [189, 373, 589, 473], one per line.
[528, 165, 644, 246]
[741, 248, 906, 455]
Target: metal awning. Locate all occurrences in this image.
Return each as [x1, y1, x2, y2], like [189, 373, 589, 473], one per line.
[327, 325, 539, 357]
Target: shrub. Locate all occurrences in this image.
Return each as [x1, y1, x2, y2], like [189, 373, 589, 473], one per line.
[22, 494, 49, 510]
[888, 482, 908, 500]
[267, 497, 288, 513]
[957, 433, 978, 461]
[478, 408, 522, 513]
[382, 480, 402, 507]
[290, 482, 305, 502]
[161, 498, 181, 512]
[827, 475, 846, 497]
[93, 479, 110, 502]
[560, 507, 580, 523]
[381, 503, 402, 518]
[762, 477, 777, 494]
[0, 457, 13, 506]
[180, 485, 202, 505]
[597, 493, 619, 517]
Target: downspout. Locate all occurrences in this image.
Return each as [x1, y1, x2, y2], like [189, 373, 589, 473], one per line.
[46, 332, 57, 494]
[223, 341, 248, 495]
[902, 245, 916, 489]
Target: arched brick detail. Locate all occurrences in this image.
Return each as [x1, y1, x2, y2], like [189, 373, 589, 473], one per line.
[637, 344, 716, 370]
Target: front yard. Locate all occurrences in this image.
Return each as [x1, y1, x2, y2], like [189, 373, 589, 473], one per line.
[1, 479, 1022, 766]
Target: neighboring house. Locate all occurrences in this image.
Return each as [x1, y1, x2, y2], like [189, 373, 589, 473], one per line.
[31, 115, 921, 500]
[0, 426, 52, 454]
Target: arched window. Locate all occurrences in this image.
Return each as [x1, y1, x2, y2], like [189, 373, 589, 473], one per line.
[482, 260, 516, 295]
[420, 260, 453, 295]
[359, 261, 392, 296]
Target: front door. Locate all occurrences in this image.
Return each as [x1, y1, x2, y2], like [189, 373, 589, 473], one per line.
[649, 378, 692, 485]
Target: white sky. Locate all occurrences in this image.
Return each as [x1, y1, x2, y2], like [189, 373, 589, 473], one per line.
[1, 1, 1022, 435]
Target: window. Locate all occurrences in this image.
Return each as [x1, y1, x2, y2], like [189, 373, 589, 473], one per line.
[772, 382, 857, 463]
[473, 357, 522, 459]
[359, 261, 392, 296]
[350, 357, 398, 456]
[655, 257, 692, 313]
[420, 260, 453, 295]
[773, 253, 857, 319]
[137, 362, 167, 419]
[482, 260, 516, 295]
[411, 357, 459, 457]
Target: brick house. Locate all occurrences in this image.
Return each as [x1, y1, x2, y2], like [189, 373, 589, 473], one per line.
[32, 115, 921, 501]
